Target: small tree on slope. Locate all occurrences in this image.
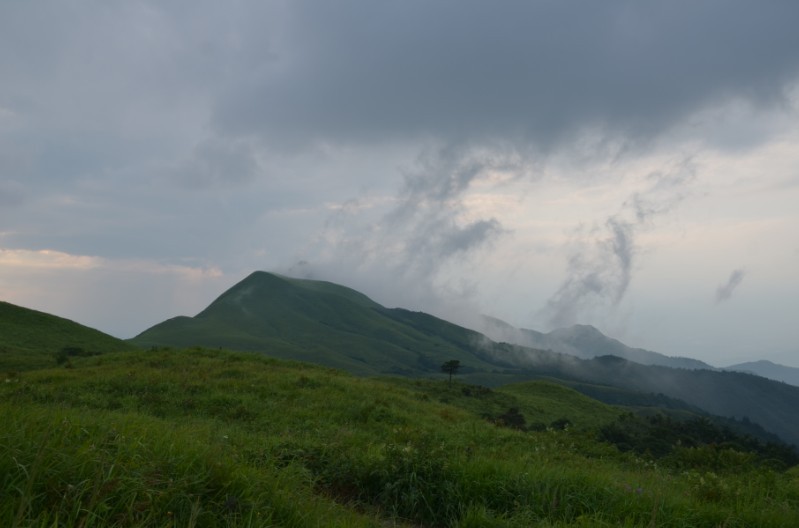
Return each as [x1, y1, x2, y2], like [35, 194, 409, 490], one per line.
[441, 360, 461, 386]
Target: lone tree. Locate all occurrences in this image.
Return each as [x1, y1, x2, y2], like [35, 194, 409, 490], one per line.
[441, 359, 461, 386]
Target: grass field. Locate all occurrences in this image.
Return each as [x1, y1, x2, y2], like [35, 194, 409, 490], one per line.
[2, 347, 798, 527]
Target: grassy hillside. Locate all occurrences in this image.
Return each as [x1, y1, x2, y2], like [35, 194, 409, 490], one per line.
[2, 347, 799, 527]
[128, 272, 799, 448]
[130, 271, 515, 376]
[0, 300, 134, 372]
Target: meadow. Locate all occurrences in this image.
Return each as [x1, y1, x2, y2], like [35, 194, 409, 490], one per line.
[2, 347, 798, 527]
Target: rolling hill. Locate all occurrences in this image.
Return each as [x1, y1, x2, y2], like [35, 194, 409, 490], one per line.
[131, 271, 799, 448]
[0, 300, 134, 371]
[3, 281, 799, 526]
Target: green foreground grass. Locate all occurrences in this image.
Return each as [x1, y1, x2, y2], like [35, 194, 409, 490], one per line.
[2, 348, 798, 527]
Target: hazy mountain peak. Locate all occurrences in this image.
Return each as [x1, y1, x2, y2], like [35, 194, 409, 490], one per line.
[725, 360, 799, 387]
[476, 316, 712, 370]
[550, 324, 604, 339]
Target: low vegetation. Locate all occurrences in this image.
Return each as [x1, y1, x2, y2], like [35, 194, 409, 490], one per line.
[2, 347, 798, 527]
[0, 301, 134, 373]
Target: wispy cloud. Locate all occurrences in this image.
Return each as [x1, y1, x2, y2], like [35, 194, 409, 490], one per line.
[286, 144, 528, 311]
[543, 159, 696, 328]
[715, 268, 747, 303]
[0, 248, 222, 278]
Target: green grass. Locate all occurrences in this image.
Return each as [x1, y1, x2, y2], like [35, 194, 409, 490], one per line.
[123, 272, 799, 450]
[0, 301, 135, 373]
[382, 377, 622, 432]
[128, 272, 516, 377]
[2, 347, 798, 527]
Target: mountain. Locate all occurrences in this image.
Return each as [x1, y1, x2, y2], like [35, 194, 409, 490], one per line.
[131, 271, 531, 379]
[4, 277, 799, 525]
[0, 300, 134, 371]
[478, 316, 712, 369]
[132, 271, 799, 447]
[507, 354, 799, 449]
[725, 360, 799, 387]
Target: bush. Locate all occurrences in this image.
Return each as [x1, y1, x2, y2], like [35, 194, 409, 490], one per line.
[496, 408, 526, 430]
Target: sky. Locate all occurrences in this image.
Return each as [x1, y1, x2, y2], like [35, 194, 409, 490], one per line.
[1, 1, 798, 368]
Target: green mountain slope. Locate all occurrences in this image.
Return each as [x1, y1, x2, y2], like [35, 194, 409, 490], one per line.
[0, 300, 134, 372]
[130, 271, 799, 448]
[131, 271, 516, 376]
[3, 348, 797, 527]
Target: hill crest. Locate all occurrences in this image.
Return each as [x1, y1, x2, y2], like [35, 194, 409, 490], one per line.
[0, 300, 134, 371]
[129, 271, 799, 447]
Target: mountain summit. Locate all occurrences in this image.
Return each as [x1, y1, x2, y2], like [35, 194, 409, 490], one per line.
[132, 271, 523, 378]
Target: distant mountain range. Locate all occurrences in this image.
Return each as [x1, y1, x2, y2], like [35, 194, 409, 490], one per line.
[725, 360, 799, 387]
[477, 316, 713, 370]
[130, 271, 799, 447]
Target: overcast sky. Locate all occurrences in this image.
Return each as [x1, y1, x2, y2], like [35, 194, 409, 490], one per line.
[2, 1, 798, 367]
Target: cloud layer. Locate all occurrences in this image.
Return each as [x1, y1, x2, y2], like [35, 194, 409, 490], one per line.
[215, 1, 799, 151]
[1, 1, 798, 365]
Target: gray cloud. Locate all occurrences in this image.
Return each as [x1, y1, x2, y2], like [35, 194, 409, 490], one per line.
[367, 145, 519, 278]
[0, 180, 25, 208]
[287, 145, 518, 310]
[716, 269, 747, 303]
[2, 0, 798, 366]
[214, 1, 799, 151]
[543, 160, 696, 328]
[544, 217, 634, 329]
[173, 138, 263, 188]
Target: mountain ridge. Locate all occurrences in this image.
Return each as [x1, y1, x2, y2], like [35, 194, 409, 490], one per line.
[132, 271, 516, 378]
[0, 300, 134, 371]
[130, 271, 799, 447]
[725, 360, 799, 387]
[477, 315, 713, 370]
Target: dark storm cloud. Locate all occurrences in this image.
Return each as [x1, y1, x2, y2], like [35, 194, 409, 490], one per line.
[214, 1, 799, 149]
[716, 269, 747, 303]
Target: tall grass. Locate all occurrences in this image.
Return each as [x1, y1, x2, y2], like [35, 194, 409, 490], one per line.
[0, 404, 375, 527]
[2, 347, 798, 527]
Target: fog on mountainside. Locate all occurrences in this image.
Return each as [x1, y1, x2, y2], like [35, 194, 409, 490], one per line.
[476, 315, 713, 370]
